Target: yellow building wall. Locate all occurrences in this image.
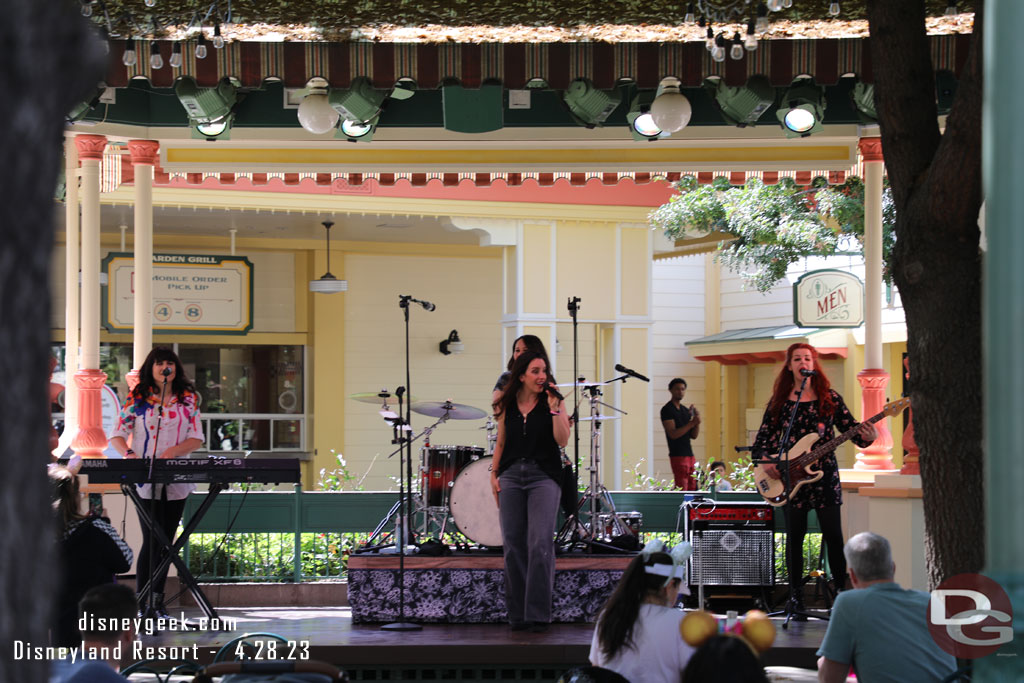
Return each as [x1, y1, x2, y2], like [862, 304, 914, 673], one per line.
[618, 327, 649, 486]
[619, 227, 650, 317]
[522, 223, 553, 315]
[338, 250, 502, 490]
[556, 222, 616, 320]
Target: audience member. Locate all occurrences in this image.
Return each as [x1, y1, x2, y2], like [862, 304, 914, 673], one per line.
[709, 461, 733, 491]
[816, 531, 957, 683]
[50, 466, 133, 648]
[589, 541, 694, 682]
[682, 635, 769, 683]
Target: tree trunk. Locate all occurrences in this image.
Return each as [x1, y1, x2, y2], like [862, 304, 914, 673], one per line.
[0, 2, 105, 680]
[865, 1, 985, 587]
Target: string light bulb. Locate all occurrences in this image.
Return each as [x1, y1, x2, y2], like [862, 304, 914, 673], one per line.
[170, 41, 183, 68]
[149, 41, 163, 70]
[145, 0, 156, 6]
[745, 20, 758, 50]
[711, 33, 727, 63]
[122, 41, 137, 66]
[783, 0, 793, 7]
[730, 32, 745, 60]
[195, 32, 208, 59]
[767, 0, 784, 11]
[705, 25, 715, 52]
[80, 0, 93, 17]
[213, 23, 224, 49]
[944, 2, 957, 16]
[756, 3, 770, 33]
[684, 2, 695, 23]
[829, 2, 840, 16]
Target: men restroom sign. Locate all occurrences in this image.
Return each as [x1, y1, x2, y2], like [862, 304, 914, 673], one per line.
[103, 253, 254, 334]
[793, 269, 864, 328]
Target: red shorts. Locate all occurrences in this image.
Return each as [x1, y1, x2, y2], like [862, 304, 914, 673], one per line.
[670, 456, 696, 490]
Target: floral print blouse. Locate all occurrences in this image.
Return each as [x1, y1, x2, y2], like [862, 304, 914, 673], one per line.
[112, 389, 204, 500]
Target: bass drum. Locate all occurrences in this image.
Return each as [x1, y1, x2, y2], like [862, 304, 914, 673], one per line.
[449, 456, 503, 548]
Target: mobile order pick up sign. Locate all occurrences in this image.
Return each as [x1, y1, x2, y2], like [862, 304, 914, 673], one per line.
[103, 252, 254, 334]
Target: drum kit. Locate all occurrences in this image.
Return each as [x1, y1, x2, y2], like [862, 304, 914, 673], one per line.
[350, 390, 501, 549]
[352, 375, 644, 552]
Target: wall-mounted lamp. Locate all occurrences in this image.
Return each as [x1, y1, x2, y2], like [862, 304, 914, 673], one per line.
[309, 220, 348, 294]
[439, 330, 464, 355]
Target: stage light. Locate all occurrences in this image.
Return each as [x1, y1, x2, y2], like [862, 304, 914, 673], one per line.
[626, 91, 668, 141]
[297, 79, 339, 135]
[650, 77, 692, 133]
[174, 76, 239, 139]
[851, 82, 877, 123]
[563, 78, 621, 128]
[775, 77, 825, 137]
[329, 77, 385, 125]
[706, 75, 775, 128]
[336, 115, 379, 142]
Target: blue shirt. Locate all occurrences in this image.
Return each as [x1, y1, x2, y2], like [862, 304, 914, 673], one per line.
[817, 582, 956, 683]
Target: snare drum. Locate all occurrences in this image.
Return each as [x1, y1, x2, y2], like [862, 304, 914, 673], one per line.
[449, 456, 503, 547]
[596, 511, 643, 540]
[420, 445, 483, 508]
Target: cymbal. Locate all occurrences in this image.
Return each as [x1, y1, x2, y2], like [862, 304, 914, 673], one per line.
[411, 400, 487, 420]
[578, 415, 621, 421]
[350, 391, 414, 406]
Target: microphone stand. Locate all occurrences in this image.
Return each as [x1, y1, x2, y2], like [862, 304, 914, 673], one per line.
[762, 373, 829, 628]
[382, 296, 423, 632]
[141, 373, 170, 625]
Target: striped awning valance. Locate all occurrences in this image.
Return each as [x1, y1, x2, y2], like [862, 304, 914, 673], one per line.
[106, 34, 971, 90]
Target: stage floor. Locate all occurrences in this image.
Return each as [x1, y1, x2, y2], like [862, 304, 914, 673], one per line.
[136, 605, 830, 680]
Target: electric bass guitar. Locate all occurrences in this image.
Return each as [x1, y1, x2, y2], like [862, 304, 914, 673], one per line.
[752, 397, 911, 506]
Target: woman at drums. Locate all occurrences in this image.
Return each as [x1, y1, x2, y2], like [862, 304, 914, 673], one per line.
[753, 343, 876, 613]
[490, 350, 571, 632]
[110, 347, 204, 617]
[492, 334, 550, 404]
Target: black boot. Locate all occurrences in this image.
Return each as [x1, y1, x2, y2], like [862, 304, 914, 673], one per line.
[152, 592, 170, 619]
[789, 592, 808, 621]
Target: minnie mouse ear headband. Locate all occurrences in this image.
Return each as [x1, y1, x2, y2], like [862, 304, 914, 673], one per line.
[640, 538, 693, 587]
[680, 609, 776, 655]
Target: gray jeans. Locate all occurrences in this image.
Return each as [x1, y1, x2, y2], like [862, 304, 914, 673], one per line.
[498, 459, 561, 624]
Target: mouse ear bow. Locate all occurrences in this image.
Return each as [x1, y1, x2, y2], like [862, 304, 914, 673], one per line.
[640, 538, 666, 560]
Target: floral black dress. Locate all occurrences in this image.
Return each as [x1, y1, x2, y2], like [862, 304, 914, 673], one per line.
[752, 389, 870, 509]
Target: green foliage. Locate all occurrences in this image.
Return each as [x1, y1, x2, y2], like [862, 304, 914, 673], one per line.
[650, 175, 896, 292]
[774, 531, 823, 584]
[623, 458, 676, 491]
[188, 531, 372, 580]
[317, 451, 367, 491]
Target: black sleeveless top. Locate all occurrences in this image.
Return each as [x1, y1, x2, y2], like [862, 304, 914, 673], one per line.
[497, 397, 563, 483]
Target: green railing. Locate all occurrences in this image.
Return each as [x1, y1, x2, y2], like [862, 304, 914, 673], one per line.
[181, 489, 819, 582]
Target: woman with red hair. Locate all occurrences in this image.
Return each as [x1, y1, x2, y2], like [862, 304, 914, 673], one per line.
[752, 343, 876, 616]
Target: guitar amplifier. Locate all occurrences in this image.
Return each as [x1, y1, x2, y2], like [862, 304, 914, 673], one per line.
[684, 501, 774, 588]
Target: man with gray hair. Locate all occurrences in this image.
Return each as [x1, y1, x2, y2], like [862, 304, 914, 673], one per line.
[816, 532, 956, 683]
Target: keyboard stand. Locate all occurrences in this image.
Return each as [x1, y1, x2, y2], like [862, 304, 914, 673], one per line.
[128, 482, 224, 623]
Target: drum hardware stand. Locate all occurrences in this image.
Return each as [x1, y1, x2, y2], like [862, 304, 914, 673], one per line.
[557, 382, 632, 553]
[759, 371, 829, 629]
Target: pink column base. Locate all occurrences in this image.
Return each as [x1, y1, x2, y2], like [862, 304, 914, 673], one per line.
[900, 408, 920, 474]
[125, 369, 140, 394]
[854, 368, 896, 471]
[71, 368, 109, 458]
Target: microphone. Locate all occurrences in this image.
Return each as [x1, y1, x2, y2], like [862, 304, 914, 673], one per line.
[419, 300, 436, 312]
[614, 364, 650, 383]
[544, 382, 565, 401]
[800, 368, 818, 377]
[161, 367, 173, 377]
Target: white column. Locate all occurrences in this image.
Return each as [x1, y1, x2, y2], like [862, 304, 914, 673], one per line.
[59, 138, 80, 455]
[71, 134, 109, 457]
[126, 140, 158, 390]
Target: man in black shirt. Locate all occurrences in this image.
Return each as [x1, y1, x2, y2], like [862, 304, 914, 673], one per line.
[660, 378, 700, 489]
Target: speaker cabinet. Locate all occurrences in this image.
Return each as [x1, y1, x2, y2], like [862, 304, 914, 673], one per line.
[684, 501, 774, 588]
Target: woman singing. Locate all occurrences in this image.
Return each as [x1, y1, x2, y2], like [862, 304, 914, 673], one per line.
[109, 347, 204, 617]
[491, 350, 571, 632]
[492, 334, 550, 404]
[752, 343, 876, 614]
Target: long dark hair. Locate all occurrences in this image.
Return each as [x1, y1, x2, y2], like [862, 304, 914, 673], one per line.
[130, 347, 195, 404]
[50, 466, 85, 531]
[506, 334, 549, 371]
[682, 635, 769, 683]
[765, 343, 835, 419]
[493, 350, 553, 417]
[596, 551, 678, 660]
